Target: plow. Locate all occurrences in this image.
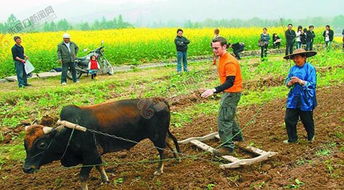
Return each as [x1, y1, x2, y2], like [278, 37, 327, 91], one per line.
[178, 132, 278, 169]
[56, 120, 277, 169]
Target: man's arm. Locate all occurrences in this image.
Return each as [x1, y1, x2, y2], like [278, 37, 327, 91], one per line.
[12, 47, 25, 63]
[57, 44, 62, 63]
[74, 43, 79, 55]
[214, 76, 235, 93]
[184, 37, 190, 44]
[175, 38, 182, 46]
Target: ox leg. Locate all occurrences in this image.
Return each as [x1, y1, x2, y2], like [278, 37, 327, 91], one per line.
[79, 166, 93, 190]
[166, 141, 178, 160]
[96, 165, 109, 184]
[152, 140, 166, 176]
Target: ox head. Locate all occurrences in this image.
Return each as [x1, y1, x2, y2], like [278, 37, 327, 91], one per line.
[23, 125, 61, 174]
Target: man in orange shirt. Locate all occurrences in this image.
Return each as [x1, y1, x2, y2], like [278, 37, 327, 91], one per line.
[201, 36, 243, 155]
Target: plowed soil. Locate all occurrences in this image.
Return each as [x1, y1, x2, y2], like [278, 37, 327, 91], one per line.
[0, 85, 343, 190]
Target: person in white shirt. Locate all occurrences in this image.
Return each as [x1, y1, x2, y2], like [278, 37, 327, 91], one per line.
[295, 26, 303, 49]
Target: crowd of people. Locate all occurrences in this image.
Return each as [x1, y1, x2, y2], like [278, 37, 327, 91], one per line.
[172, 24, 339, 154]
[9, 24, 342, 154]
[11, 33, 100, 88]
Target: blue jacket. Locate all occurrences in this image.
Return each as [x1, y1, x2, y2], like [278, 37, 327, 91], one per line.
[285, 62, 317, 111]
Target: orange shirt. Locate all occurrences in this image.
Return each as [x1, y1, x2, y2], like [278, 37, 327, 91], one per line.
[218, 52, 243, 93]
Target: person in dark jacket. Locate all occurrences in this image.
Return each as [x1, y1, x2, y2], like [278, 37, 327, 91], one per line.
[260, 28, 270, 60]
[229, 42, 245, 60]
[306, 25, 315, 51]
[272, 33, 281, 49]
[57, 33, 79, 85]
[174, 29, 190, 72]
[11, 36, 30, 88]
[285, 24, 296, 56]
[322, 25, 334, 50]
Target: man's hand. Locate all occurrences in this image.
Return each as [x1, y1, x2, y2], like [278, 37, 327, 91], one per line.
[21, 59, 26, 63]
[201, 89, 215, 98]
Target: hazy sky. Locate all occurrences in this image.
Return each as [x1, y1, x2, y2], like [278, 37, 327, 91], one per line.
[1, 0, 343, 25]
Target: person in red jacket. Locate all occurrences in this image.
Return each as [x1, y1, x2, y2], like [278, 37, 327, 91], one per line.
[88, 55, 100, 79]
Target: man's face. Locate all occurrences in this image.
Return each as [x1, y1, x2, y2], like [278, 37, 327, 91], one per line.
[15, 38, 22, 44]
[310, 27, 314, 31]
[326, 26, 330, 30]
[177, 31, 183, 37]
[292, 55, 306, 67]
[263, 29, 267, 33]
[212, 42, 226, 57]
[63, 38, 70, 43]
[288, 25, 293, 30]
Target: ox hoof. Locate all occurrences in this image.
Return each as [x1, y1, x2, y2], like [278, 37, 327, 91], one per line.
[154, 170, 163, 176]
[101, 180, 110, 185]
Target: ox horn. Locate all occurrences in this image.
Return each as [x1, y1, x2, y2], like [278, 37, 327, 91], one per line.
[25, 125, 31, 131]
[43, 127, 53, 134]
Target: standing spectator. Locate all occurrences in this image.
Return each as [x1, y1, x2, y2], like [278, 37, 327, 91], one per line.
[229, 42, 245, 60]
[285, 24, 296, 56]
[295, 26, 303, 49]
[201, 36, 243, 155]
[283, 49, 317, 143]
[11, 36, 30, 88]
[260, 28, 270, 61]
[272, 33, 281, 49]
[306, 25, 316, 51]
[322, 25, 334, 50]
[301, 28, 307, 49]
[212, 28, 220, 65]
[174, 29, 190, 72]
[57, 33, 79, 85]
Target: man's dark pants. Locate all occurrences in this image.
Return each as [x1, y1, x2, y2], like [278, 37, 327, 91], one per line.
[177, 51, 188, 72]
[306, 41, 313, 51]
[285, 108, 315, 142]
[61, 61, 77, 83]
[15, 61, 28, 87]
[285, 42, 294, 55]
[260, 44, 268, 58]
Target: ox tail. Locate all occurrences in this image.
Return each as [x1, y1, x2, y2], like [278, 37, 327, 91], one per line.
[167, 130, 180, 153]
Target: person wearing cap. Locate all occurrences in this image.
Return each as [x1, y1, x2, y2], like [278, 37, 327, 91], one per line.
[201, 36, 243, 155]
[283, 48, 317, 144]
[11, 36, 31, 88]
[57, 33, 79, 85]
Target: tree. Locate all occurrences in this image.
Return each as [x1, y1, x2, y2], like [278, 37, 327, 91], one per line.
[80, 22, 90, 30]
